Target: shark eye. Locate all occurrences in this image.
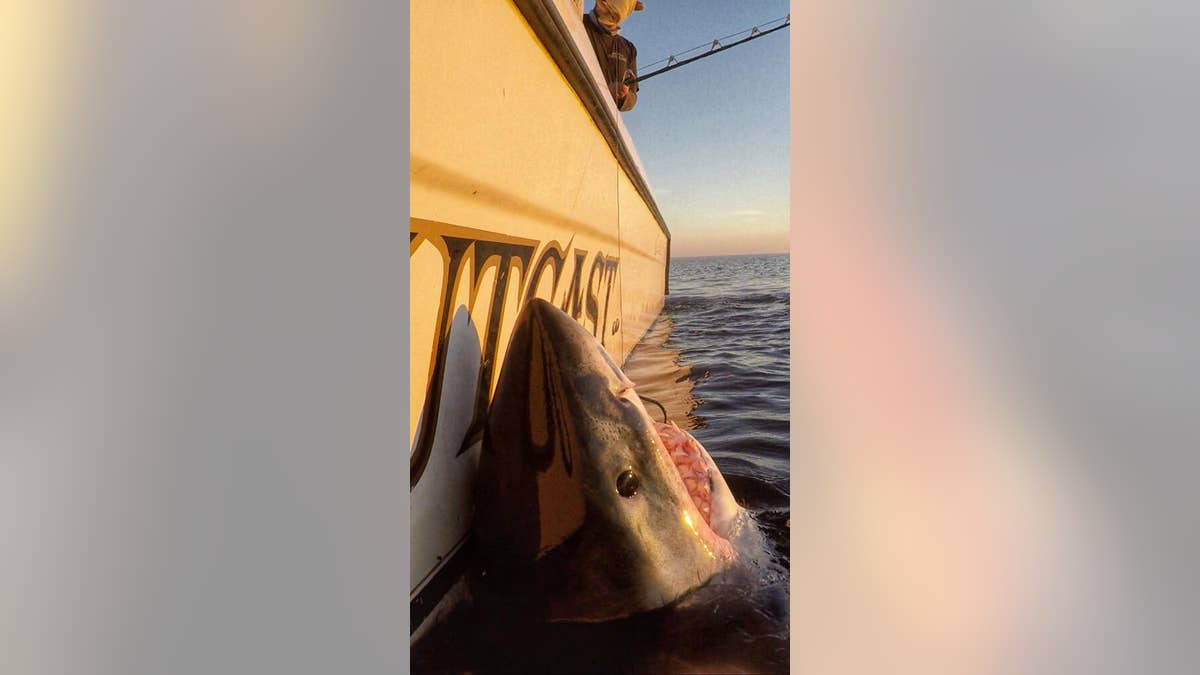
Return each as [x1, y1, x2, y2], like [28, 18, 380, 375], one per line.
[616, 469, 639, 497]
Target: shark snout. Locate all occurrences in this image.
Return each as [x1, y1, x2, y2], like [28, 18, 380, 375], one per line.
[520, 298, 604, 363]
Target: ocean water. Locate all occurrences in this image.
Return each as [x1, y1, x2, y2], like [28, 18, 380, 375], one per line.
[412, 254, 791, 674]
[625, 254, 791, 567]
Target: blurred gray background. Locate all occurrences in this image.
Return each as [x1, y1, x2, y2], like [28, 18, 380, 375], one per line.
[887, 2, 1199, 671]
[2, 3, 409, 674]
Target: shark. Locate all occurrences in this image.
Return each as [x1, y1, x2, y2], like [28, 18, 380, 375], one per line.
[472, 298, 746, 622]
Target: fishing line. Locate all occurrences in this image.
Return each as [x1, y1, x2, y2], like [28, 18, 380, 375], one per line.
[638, 393, 670, 423]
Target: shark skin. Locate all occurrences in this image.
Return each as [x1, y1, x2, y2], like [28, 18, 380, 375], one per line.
[472, 299, 743, 623]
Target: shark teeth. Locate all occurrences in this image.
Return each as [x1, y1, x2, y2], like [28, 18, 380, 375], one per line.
[655, 421, 720, 531]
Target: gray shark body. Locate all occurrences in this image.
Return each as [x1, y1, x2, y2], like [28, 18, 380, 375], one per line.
[473, 299, 743, 622]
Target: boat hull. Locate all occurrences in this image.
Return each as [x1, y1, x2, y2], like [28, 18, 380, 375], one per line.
[410, 0, 670, 633]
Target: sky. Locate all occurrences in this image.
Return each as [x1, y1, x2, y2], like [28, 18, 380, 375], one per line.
[614, 1, 790, 257]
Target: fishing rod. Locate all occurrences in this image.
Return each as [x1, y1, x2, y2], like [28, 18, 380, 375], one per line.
[634, 15, 790, 84]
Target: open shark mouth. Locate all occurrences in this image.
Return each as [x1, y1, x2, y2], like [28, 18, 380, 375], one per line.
[657, 422, 716, 523]
[653, 420, 739, 560]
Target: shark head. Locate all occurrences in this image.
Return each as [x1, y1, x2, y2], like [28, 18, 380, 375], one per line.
[473, 298, 741, 622]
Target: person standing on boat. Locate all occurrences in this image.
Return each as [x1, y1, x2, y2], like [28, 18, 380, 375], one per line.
[584, 0, 644, 111]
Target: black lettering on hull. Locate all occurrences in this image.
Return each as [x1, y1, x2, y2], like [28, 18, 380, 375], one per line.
[409, 221, 621, 489]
